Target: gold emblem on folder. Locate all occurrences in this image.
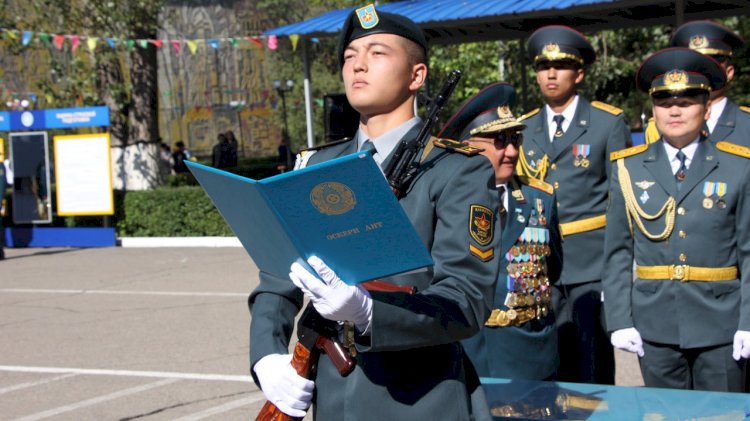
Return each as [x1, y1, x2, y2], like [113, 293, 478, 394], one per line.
[310, 182, 356, 215]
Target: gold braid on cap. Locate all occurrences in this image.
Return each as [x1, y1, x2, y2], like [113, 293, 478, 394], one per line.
[516, 146, 548, 182]
[616, 159, 675, 241]
[535, 43, 584, 65]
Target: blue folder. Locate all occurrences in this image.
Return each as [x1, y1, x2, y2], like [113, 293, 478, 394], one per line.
[186, 152, 433, 284]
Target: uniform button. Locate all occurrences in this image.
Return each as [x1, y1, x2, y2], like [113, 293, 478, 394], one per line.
[551, 163, 558, 171]
[554, 181, 560, 189]
[677, 207, 686, 215]
[679, 230, 687, 238]
[679, 253, 687, 262]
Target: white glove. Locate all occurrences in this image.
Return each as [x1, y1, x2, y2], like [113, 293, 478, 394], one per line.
[253, 353, 314, 417]
[732, 330, 750, 361]
[611, 327, 645, 357]
[290, 256, 373, 331]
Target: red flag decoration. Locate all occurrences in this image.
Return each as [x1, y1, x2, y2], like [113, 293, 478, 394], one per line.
[247, 36, 263, 48]
[149, 39, 163, 48]
[53, 34, 65, 50]
[70, 35, 80, 52]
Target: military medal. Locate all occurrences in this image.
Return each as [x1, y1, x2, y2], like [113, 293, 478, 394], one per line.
[716, 182, 727, 209]
[702, 181, 715, 209]
[579, 144, 591, 168]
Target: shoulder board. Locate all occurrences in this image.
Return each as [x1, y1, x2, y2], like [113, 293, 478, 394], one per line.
[299, 138, 352, 153]
[610, 144, 648, 161]
[716, 141, 750, 159]
[518, 108, 540, 122]
[740, 106, 750, 114]
[591, 101, 623, 116]
[517, 175, 554, 195]
[432, 138, 482, 156]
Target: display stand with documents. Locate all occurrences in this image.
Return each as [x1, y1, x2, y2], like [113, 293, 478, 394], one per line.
[186, 151, 432, 284]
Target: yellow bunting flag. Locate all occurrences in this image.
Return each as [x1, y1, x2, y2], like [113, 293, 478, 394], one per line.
[87, 37, 98, 51]
[187, 40, 198, 54]
[290, 34, 299, 51]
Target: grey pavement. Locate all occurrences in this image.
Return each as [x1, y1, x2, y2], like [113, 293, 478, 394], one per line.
[0, 246, 642, 420]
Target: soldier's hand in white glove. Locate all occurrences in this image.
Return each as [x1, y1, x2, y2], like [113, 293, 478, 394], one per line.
[253, 353, 314, 417]
[610, 327, 645, 357]
[290, 256, 373, 331]
[732, 330, 750, 361]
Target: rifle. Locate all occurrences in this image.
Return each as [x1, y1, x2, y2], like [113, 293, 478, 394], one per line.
[255, 281, 416, 421]
[384, 69, 462, 198]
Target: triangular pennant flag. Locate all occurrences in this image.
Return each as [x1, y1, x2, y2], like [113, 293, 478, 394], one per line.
[71, 35, 80, 52]
[187, 40, 198, 55]
[106, 38, 116, 48]
[229, 37, 239, 47]
[22, 31, 32, 46]
[53, 34, 65, 50]
[39, 33, 50, 46]
[138, 39, 148, 49]
[170, 40, 182, 55]
[268, 35, 277, 50]
[290, 34, 299, 51]
[248, 37, 263, 48]
[208, 39, 219, 49]
[149, 39, 163, 48]
[126, 39, 135, 50]
[87, 37, 98, 51]
[5, 29, 17, 40]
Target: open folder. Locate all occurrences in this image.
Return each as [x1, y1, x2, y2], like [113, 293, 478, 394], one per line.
[186, 151, 433, 285]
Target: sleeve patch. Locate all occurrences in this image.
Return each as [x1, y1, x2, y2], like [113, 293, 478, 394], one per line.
[469, 204, 495, 246]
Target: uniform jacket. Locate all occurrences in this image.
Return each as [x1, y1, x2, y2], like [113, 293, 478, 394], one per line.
[709, 98, 750, 147]
[462, 176, 562, 380]
[603, 138, 750, 348]
[248, 126, 501, 420]
[520, 96, 630, 285]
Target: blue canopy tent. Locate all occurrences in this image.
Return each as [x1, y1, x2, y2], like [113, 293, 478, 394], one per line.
[264, 0, 750, 147]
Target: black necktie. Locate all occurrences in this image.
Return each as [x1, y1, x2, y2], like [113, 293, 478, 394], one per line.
[360, 140, 375, 153]
[498, 186, 507, 230]
[552, 114, 565, 139]
[675, 150, 687, 190]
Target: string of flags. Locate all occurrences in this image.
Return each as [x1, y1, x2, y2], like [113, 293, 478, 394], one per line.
[1, 27, 317, 54]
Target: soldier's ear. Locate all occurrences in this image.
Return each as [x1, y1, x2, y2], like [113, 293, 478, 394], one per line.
[574, 67, 585, 84]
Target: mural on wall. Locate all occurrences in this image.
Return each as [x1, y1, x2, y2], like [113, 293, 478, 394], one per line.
[158, 0, 281, 158]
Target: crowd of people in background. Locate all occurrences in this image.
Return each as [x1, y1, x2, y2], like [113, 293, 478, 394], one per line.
[158, 130, 240, 178]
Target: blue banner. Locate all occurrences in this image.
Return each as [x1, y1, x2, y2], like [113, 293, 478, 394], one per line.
[2, 106, 109, 131]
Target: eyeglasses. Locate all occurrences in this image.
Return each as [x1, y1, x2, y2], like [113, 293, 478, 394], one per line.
[470, 132, 524, 148]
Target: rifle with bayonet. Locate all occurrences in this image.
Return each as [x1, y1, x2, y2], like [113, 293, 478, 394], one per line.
[384, 69, 462, 198]
[256, 70, 462, 420]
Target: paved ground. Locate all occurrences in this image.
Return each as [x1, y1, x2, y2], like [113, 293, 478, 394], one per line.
[0, 246, 642, 420]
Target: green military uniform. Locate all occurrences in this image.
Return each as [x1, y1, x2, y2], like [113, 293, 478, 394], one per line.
[437, 82, 564, 381]
[518, 25, 631, 384]
[249, 121, 500, 420]
[604, 47, 748, 392]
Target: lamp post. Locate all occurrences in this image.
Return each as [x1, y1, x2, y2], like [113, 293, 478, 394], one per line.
[273, 79, 294, 170]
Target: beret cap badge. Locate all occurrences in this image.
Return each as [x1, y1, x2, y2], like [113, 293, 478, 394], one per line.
[356, 4, 379, 29]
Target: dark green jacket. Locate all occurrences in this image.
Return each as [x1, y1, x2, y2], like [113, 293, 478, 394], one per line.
[520, 96, 630, 285]
[603, 138, 750, 348]
[462, 176, 562, 380]
[249, 128, 500, 420]
[709, 98, 750, 147]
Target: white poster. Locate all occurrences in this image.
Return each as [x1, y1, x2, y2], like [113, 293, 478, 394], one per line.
[54, 133, 114, 216]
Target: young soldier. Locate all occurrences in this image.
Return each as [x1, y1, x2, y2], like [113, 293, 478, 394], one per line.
[516, 25, 630, 384]
[670, 20, 750, 146]
[604, 47, 750, 391]
[249, 5, 499, 419]
[441, 82, 563, 381]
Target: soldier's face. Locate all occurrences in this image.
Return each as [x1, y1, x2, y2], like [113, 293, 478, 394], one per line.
[466, 131, 522, 183]
[342, 34, 427, 118]
[652, 95, 710, 148]
[535, 61, 584, 103]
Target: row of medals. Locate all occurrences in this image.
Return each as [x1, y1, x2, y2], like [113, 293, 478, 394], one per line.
[499, 241, 553, 326]
[703, 197, 727, 209]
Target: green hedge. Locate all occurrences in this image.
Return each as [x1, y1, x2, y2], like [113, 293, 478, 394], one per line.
[115, 186, 232, 237]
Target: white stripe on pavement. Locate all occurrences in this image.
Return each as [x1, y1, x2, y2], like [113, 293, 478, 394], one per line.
[0, 288, 247, 298]
[0, 366, 254, 383]
[10, 378, 179, 421]
[172, 393, 268, 421]
[0, 373, 78, 395]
